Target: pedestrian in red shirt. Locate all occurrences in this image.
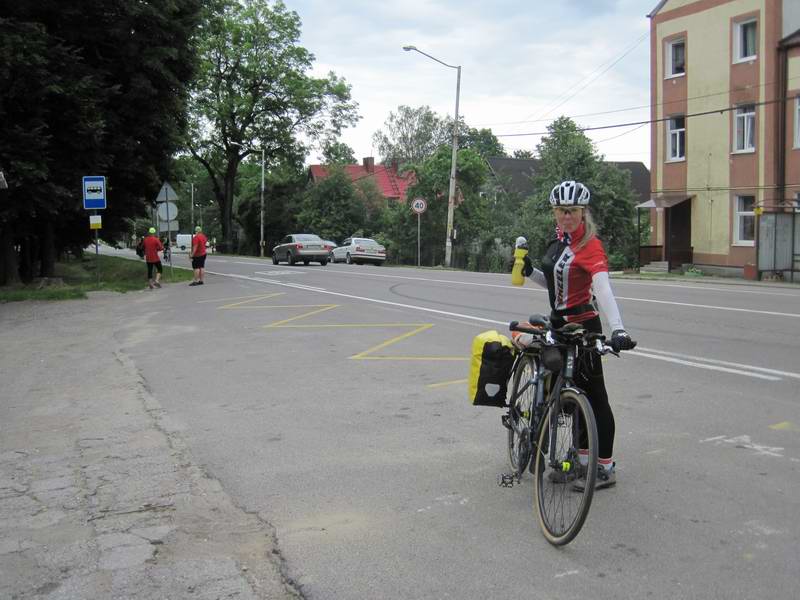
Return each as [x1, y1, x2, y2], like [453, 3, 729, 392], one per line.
[142, 227, 164, 289]
[189, 226, 208, 286]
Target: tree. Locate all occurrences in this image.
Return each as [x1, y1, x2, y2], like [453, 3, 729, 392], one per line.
[236, 160, 306, 254]
[297, 167, 365, 243]
[1, 1, 201, 283]
[402, 146, 488, 266]
[512, 149, 535, 159]
[320, 139, 356, 165]
[372, 105, 450, 166]
[458, 126, 506, 160]
[186, 0, 358, 252]
[516, 117, 638, 267]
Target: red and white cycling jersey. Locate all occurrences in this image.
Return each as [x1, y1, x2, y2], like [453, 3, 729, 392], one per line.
[541, 223, 609, 323]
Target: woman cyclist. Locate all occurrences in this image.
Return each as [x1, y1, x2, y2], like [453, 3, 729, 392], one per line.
[520, 180, 636, 490]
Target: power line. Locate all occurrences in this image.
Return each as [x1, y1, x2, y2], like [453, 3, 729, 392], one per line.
[495, 95, 791, 138]
[519, 31, 649, 124]
[475, 75, 800, 128]
[593, 122, 648, 143]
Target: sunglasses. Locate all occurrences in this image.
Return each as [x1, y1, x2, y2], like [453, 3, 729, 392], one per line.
[553, 207, 583, 216]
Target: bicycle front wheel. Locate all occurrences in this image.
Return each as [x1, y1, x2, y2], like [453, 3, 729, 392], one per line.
[533, 388, 598, 546]
[507, 355, 536, 476]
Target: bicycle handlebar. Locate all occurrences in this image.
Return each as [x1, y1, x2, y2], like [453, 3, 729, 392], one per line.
[509, 320, 623, 357]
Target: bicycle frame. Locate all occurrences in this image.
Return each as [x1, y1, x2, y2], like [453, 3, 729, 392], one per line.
[507, 338, 589, 473]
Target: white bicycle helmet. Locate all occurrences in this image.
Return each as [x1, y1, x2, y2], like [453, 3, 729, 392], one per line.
[549, 181, 591, 207]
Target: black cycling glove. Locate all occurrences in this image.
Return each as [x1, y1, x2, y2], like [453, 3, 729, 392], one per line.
[610, 329, 637, 352]
[522, 254, 533, 278]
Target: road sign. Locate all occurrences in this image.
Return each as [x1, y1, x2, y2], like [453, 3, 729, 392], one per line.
[83, 176, 106, 209]
[157, 202, 178, 221]
[158, 220, 179, 233]
[411, 197, 427, 214]
[89, 215, 102, 229]
[155, 182, 178, 203]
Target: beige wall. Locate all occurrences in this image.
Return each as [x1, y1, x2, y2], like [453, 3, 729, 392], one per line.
[789, 54, 800, 86]
[654, 0, 766, 256]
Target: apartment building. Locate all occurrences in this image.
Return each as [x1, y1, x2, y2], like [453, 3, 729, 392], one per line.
[646, 0, 800, 279]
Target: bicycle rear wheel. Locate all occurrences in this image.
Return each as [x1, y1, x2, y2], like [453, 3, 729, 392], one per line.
[533, 389, 598, 546]
[507, 355, 536, 476]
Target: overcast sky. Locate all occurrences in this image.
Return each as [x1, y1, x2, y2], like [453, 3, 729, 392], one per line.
[291, 0, 654, 168]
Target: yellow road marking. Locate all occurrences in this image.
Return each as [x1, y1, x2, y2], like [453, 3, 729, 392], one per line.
[427, 378, 469, 388]
[769, 421, 799, 431]
[264, 304, 339, 327]
[200, 293, 285, 305]
[214, 295, 466, 364]
[350, 324, 433, 359]
[220, 293, 286, 308]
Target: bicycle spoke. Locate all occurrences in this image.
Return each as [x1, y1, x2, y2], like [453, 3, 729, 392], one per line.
[534, 390, 598, 545]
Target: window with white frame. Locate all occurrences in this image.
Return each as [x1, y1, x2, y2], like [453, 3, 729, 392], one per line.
[734, 105, 755, 152]
[734, 195, 755, 245]
[734, 20, 757, 62]
[795, 97, 800, 149]
[666, 39, 686, 77]
[667, 116, 686, 160]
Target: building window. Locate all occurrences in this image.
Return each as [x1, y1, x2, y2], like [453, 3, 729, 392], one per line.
[734, 105, 755, 152]
[795, 97, 800, 149]
[734, 20, 757, 62]
[734, 195, 755, 245]
[666, 39, 686, 77]
[667, 116, 686, 160]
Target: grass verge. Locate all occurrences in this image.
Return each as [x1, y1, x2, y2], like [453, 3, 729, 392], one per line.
[0, 255, 194, 302]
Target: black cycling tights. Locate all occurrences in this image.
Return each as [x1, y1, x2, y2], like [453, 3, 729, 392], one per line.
[557, 316, 616, 459]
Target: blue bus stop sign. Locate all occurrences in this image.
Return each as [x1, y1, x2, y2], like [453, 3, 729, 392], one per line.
[83, 176, 106, 210]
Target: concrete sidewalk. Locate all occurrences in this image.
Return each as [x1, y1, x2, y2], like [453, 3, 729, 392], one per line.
[0, 294, 299, 599]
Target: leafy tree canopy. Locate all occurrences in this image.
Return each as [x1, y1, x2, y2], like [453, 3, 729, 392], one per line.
[187, 0, 359, 251]
[296, 167, 366, 243]
[372, 105, 450, 167]
[320, 139, 357, 165]
[516, 117, 638, 267]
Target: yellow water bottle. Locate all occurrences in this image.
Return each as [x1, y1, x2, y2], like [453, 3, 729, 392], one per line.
[511, 236, 528, 286]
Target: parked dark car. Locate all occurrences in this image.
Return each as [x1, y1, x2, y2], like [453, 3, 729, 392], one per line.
[272, 234, 329, 265]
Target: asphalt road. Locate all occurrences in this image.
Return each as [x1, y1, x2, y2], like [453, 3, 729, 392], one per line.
[110, 249, 800, 599]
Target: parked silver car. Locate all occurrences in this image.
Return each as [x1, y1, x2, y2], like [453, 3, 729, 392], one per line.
[272, 234, 329, 265]
[331, 237, 386, 265]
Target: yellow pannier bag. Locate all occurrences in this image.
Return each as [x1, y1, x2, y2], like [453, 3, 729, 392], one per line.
[468, 330, 516, 407]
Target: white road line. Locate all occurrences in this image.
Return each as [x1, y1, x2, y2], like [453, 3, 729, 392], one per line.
[615, 296, 800, 318]
[632, 351, 781, 381]
[253, 265, 800, 315]
[636, 347, 800, 380]
[234, 261, 265, 266]
[254, 264, 544, 292]
[206, 271, 507, 324]
[207, 270, 787, 381]
[612, 279, 800, 297]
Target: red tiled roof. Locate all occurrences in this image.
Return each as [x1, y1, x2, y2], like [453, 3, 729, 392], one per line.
[309, 163, 413, 202]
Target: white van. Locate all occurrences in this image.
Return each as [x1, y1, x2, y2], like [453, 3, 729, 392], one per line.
[175, 234, 193, 254]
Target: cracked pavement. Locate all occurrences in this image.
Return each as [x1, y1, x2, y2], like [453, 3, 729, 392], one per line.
[0, 294, 300, 599]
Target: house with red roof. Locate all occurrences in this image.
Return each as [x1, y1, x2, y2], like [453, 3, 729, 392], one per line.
[308, 157, 413, 203]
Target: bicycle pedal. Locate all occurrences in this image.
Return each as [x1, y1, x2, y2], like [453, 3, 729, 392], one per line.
[497, 472, 520, 488]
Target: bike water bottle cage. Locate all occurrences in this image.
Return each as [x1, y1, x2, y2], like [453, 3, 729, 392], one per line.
[549, 181, 591, 207]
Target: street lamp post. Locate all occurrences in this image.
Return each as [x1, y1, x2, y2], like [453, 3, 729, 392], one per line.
[403, 45, 461, 268]
[260, 147, 265, 257]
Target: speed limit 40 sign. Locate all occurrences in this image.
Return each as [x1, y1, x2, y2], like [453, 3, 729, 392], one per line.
[411, 197, 427, 214]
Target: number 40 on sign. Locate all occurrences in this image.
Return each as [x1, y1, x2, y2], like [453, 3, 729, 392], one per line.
[411, 198, 427, 214]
